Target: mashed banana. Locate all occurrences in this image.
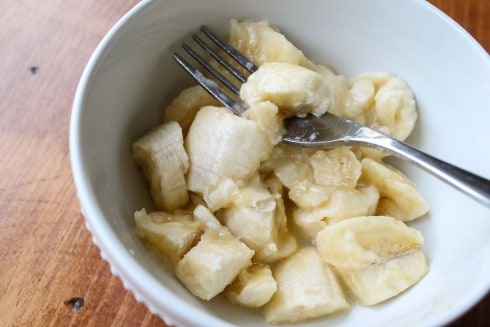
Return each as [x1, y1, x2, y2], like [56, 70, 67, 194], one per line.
[132, 19, 429, 324]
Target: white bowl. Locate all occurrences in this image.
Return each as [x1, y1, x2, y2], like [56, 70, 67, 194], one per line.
[70, 0, 490, 326]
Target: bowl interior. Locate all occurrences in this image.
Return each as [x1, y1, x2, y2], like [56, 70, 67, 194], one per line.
[71, 0, 490, 326]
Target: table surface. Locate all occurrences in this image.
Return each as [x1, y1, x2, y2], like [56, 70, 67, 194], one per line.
[0, 0, 488, 326]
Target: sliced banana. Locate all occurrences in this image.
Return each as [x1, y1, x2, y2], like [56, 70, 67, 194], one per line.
[220, 181, 278, 250]
[292, 185, 379, 238]
[163, 85, 220, 135]
[240, 62, 331, 117]
[132, 121, 189, 210]
[226, 264, 277, 308]
[264, 247, 349, 323]
[242, 101, 283, 147]
[185, 106, 272, 209]
[312, 64, 349, 117]
[360, 158, 428, 221]
[316, 216, 428, 305]
[288, 180, 333, 208]
[311, 148, 362, 188]
[347, 72, 418, 141]
[220, 175, 297, 263]
[133, 19, 430, 323]
[269, 143, 315, 189]
[134, 208, 203, 267]
[228, 19, 309, 66]
[175, 206, 254, 300]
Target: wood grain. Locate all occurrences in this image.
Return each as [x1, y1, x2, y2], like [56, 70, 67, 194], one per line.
[0, 1, 487, 326]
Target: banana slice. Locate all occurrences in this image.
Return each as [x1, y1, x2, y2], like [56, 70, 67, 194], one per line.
[134, 208, 203, 267]
[292, 185, 379, 238]
[132, 121, 189, 210]
[240, 62, 331, 117]
[175, 206, 254, 300]
[163, 85, 220, 135]
[347, 72, 418, 141]
[220, 182, 277, 249]
[186, 106, 272, 209]
[288, 180, 333, 208]
[264, 247, 349, 323]
[269, 143, 315, 189]
[312, 64, 349, 117]
[220, 175, 297, 263]
[316, 216, 428, 305]
[228, 19, 310, 66]
[311, 148, 362, 188]
[360, 158, 429, 221]
[242, 101, 283, 147]
[226, 264, 277, 308]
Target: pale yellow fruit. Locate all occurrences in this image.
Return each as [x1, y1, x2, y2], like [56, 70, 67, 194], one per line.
[264, 247, 349, 323]
[132, 121, 189, 210]
[164, 85, 220, 135]
[311, 148, 362, 188]
[316, 216, 428, 305]
[175, 229, 254, 300]
[240, 62, 331, 117]
[220, 176, 297, 264]
[242, 101, 283, 147]
[270, 144, 315, 189]
[292, 185, 379, 238]
[312, 64, 349, 117]
[347, 72, 418, 141]
[185, 106, 272, 209]
[134, 208, 203, 267]
[288, 180, 333, 208]
[228, 19, 309, 66]
[360, 158, 429, 221]
[226, 264, 277, 307]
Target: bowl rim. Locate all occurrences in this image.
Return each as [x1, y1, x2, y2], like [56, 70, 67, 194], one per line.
[69, 0, 490, 326]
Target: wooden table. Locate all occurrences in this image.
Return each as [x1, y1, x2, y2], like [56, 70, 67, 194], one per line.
[0, 0, 488, 326]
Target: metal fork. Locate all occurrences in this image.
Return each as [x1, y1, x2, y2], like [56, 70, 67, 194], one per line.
[173, 25, 490, 208]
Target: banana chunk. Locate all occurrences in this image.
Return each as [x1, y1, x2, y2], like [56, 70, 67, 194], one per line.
[346, 72, 418, 141]
[220, 175, 297, 263]
[226, 264, 277, 308]
[240, 62, 331, 117]
[293, 185, 379, 238]
[316, 216, 428, 305]
[134, 209, 203, 267]
[242, 101, 283, 147]
[264, 247, 349, 323]
[175, 206, 254, 300]
[228, 19, 309, 66]
[132, 122, 189, 211]
[186, 106, 272, 209]
[360, 158, 428, 221]
[163, 85, 220, 135]
[268, 143, 315, 189]
[311, 148, 362, 188]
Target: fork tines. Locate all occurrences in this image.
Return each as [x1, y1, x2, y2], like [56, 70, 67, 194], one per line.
[173, 25, 258, 115]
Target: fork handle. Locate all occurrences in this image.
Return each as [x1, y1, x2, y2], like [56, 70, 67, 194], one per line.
[364, 132, 490, 208]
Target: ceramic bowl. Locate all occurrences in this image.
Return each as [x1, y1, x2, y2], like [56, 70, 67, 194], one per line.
[70, 0, 490, 326]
